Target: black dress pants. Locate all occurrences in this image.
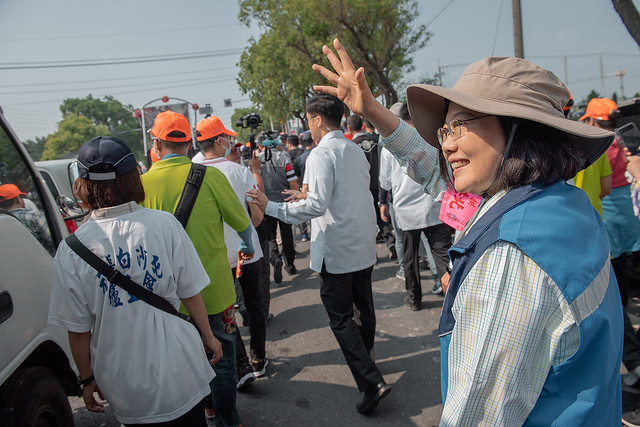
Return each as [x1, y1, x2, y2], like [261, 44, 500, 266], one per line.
[402, 223, 452, 303]
[264, 214, 295, 268]
[233, 261, 266, 364]
[318, 263, 383, 392]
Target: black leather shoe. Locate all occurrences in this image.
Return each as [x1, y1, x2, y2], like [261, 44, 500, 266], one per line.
[404, 295, 421, 311]
[356, 382, 392, 413]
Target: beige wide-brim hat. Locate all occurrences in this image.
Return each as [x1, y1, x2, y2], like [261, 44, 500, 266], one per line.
[407, 56, 614, 168]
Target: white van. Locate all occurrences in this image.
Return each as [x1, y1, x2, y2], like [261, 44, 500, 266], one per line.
[0, 108, 78, 426]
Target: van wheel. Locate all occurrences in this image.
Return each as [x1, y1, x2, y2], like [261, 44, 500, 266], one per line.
[0, 367, 74, 427]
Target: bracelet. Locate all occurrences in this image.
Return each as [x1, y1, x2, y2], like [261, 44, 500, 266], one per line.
[78, 372, 95, 388]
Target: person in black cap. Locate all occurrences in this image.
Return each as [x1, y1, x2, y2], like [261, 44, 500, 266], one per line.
[48, 136, 221, 426]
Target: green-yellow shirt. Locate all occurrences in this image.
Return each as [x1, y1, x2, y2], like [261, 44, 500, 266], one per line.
[141, 156, 250, 315]
[573, 153, 612, 217]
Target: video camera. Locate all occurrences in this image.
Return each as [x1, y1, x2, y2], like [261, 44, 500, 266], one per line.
[260, 130, 281, 148]
[236, 113, 263, 129]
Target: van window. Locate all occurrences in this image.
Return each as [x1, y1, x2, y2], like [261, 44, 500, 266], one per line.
[0, 128, 55, 254]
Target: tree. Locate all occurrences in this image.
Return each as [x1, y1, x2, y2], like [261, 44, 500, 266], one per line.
[585, 90, 601, 103]
[22, 136, 47, 162]
[237, 0, 430, 122]
[612, 0, 640, 48]
[60, 95, 143, 160]
[41, 114, 108, 160]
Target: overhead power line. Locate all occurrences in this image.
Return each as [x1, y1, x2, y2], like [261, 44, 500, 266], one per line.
[0, 48, 243, 70]
[425, 0, 455, 28]
[0, 65, 237, 89]
[0, 74, 237, 96]
[0, 23, 242, 43]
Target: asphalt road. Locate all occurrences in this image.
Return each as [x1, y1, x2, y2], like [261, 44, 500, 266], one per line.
[71, 237, 445, 426]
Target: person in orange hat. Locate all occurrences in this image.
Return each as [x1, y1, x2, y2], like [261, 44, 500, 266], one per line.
[141, 110, 253, 425]
[0, 183, 53, 252]
[194, 116, 269, 387]
[582, 99, 640, 410]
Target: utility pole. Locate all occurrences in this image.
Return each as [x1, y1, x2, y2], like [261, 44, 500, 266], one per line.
[437, 58, 443, 87]
[512, 0, 524, 58]
[614, 70, 627, 100]
[564, 56, 568, 85]
[599, 54, 605, 96]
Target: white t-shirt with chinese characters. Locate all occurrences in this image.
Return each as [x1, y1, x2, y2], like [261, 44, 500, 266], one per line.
[195, 157, 263, 266]
[48, 202, 215, 425]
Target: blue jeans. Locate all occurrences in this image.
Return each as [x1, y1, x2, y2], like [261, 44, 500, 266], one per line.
[205, 311, 241, 427]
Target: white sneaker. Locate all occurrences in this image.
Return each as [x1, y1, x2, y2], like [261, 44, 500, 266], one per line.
[252, 358, 269, 377]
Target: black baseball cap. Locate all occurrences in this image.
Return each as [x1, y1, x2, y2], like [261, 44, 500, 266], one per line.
[77, 136, 137, 181]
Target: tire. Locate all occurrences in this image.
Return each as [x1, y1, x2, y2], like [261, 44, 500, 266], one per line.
[0, 367, 74, 427]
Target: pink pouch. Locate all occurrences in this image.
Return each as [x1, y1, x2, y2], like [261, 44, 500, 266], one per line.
[439, 185, 482, 231]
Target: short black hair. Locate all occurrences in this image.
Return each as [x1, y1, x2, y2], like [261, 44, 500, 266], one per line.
[590, 117, 617, 130]
[346, 115, 363, 131]
[301, 133, 314, 147]
[363, 118, 375, 130]
[287, 135, 299, 145]
[398, 103, 411, 122]
[437, 117, 584, 192]
[306, 94, 343, 128]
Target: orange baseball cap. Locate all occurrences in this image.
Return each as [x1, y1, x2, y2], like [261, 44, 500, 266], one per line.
[195, 116, 237, 141]
[579, 98, 619, 121]
[150, 110, 191, 143]
[0, 184, 26, 201]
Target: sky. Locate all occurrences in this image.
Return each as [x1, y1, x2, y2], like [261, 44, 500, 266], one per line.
[0, 0, 639, 143]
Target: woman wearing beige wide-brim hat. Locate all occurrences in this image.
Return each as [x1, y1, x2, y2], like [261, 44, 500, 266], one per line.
[313, 39, 623, 425]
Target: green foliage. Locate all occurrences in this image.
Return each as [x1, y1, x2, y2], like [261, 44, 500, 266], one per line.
[41, 114, 108, 160]
[237, 0, 430, 122]
[584, 90, 601, 104]
[60, 95, 143, 160]
[21, 136, 47, 162]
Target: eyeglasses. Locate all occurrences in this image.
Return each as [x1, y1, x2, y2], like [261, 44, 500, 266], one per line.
[436, 115, 492, 145]
[304, 115, 318, 126]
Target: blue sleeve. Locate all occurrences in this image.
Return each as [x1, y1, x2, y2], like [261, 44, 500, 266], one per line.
[237, 224, 255, 254]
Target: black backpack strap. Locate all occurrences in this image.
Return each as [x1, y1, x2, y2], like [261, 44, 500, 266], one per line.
[174, 163, 207, 228]
[65, 233, 187, 321]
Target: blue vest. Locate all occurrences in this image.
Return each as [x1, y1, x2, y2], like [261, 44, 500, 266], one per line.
[439, 182, 623, 425]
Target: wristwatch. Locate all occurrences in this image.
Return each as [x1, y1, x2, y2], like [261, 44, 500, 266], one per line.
[377, 201, 387, 208]
[78, 372, 95, 388]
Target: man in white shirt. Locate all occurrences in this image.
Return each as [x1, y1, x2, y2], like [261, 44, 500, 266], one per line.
[379, 103, 452, 310]
[247, 94, 391, 414]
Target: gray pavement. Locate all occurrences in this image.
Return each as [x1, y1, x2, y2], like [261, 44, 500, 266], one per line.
[71, 237, 445, 426]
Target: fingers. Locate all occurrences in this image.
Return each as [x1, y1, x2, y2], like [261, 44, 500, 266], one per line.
[322, 44, 344, 75]
[209, 352, 222, 365]
[333, 38, 355, 73]
[83, 387, 105, 413]
[239, 252, 254, 261]
[312, 64, 340, 86]
[312, 84, 339, 97]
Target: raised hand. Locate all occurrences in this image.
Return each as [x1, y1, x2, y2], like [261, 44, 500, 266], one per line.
[312, 38, 377, 117]
[312, 38, 399, 137]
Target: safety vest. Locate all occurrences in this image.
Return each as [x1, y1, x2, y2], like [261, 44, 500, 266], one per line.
[439, 181, 623, 425]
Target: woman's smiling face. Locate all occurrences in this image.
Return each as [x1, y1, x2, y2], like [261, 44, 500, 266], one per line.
[441, 102, 507, 196]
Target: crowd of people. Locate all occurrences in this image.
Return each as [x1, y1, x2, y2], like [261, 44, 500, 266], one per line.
[40, 37, 640, 426]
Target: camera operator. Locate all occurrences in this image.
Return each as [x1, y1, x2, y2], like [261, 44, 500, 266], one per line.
[257, 131, 300, 282]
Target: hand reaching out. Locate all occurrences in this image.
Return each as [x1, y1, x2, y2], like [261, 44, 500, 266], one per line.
[312, 38, 399, 137]
[312, 39, 377, 117]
